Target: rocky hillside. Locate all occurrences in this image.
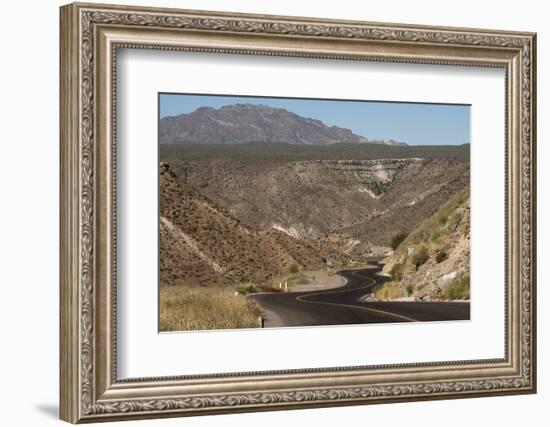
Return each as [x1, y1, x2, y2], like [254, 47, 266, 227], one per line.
[376, 188, 470, 301]
[166, 155, 469, 259]
[160, 163, 346, 288]
[159, 103, 405, 146]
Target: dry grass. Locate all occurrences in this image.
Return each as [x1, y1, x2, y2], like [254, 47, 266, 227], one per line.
[373, 281, 403, 300]
[160, 286, 261, 332]
[441, 274, 470, 300]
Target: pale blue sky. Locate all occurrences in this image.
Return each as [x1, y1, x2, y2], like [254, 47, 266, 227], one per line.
[159, 93, 470, 146]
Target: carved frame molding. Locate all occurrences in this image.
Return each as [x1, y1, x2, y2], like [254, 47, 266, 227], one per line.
[60, 2, 536, 423]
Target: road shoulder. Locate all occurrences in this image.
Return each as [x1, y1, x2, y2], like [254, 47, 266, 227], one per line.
[288, 269, 345, 292]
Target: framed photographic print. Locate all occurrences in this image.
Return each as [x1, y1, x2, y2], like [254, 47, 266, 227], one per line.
[60, 2, 537, 423]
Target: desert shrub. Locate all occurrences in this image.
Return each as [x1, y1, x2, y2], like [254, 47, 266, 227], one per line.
[390, 232, 408, 250]
[235, 284, 258, 295]
[436, 251, 448, 263]
[294, 274, 310, 285]
[289, 264, 300, 274]
[412, 246, 429, 269]
[390, 262, 404, 281]
[430, 227, 444, 242]
[406, 284, 414, 296]
[443, 274, 470, 300]
[272, 271, 311, 290]
[288, 272, 311, 286]
[373, 281, 402, 300]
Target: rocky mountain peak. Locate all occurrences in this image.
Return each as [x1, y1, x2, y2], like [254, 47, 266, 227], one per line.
[159, 103, 406, 146]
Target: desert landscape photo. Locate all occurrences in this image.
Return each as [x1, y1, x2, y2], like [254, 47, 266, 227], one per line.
[158, 94, 471, 332]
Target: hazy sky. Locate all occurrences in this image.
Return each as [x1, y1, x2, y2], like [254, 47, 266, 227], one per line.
[159, 93, 470, 146]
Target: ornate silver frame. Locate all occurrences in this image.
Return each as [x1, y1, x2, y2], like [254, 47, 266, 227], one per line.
[60, 2, 536, 423]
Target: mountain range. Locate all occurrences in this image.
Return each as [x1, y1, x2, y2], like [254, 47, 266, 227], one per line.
[159, 103, 406, 146]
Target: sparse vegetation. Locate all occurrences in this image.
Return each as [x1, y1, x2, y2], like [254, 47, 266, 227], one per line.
[373, 281, 402, 300]
[412, 245, 429, 269]
[160, 286, 261, 331]
[344, 261, 371, 269]
[448, 210, 463, 231]
[430, 228, 444, 242]
[390, 262, 405, 281]
[160, 142, 471, 164]
[392, 189, 469, 255]
[235, 284, 258, 295]
[292, 273, 311, 285]
[436, 251, 448, 263]
[382, 186, 470, 302]
[289, 264, 300, 274]
[272, 271, 312, 290]
[390, 232, 408, 250]
[442, 274, 470, 300]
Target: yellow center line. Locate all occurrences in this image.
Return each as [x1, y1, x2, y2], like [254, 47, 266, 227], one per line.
[295, 270, 418, 323]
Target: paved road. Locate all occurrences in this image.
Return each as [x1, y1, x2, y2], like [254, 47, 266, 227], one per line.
[250, 265, 470, 327]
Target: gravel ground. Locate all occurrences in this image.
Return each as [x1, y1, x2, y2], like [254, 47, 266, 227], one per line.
[289, 269, 346, 292]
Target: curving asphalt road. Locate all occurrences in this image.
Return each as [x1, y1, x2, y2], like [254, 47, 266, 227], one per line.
[249, 265, 470, 327]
